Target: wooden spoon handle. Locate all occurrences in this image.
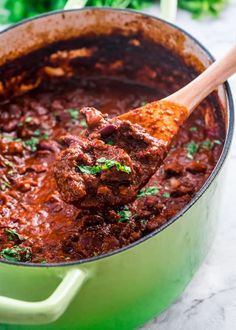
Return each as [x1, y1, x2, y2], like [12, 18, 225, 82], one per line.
[166, 45, 236, 113]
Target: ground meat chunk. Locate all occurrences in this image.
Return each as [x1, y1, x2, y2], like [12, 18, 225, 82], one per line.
[54, 107, 167, 209]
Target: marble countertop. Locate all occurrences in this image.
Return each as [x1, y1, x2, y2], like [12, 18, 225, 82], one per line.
[141, 1, 236, 329]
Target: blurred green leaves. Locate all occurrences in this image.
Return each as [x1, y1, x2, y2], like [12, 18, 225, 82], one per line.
[0, 0, 67, 23]
[178, 0, 228, 18]
[0, 0, 229, 24]
[86, 0, 153, 9]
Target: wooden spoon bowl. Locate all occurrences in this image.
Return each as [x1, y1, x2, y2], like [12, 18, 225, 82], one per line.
[119, 45, 236, 146]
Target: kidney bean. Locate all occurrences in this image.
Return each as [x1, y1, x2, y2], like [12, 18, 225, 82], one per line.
[164, 162, 183, 177]
[186, 161, 207, 174]
[17, 181, 32, 192]
[8, 142, 23, 155]
[100, 124, 117, 137]
[38, 140, 60, 153]
[1, 120, 19, 132]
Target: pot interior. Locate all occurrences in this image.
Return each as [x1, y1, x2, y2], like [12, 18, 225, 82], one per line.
[0, 8, 232, 265]
[0, 8, 228, 121]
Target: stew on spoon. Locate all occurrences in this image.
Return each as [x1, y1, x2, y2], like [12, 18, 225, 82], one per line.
[54, 106, 168, 209]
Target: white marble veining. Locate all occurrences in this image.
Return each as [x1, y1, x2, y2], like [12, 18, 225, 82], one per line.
[141, 1, 236, 329]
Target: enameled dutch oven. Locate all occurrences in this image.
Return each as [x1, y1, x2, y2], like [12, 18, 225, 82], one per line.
[0, 8, 234, 330]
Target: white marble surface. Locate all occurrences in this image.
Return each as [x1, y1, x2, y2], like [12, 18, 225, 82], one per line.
[141, 2, 236, 329]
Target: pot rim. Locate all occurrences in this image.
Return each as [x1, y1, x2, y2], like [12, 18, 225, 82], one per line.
[0, 7, 234, 268]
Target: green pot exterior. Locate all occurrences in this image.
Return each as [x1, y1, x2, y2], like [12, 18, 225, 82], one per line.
[0, 8, 233, 330]
[0, 169, 223, 330]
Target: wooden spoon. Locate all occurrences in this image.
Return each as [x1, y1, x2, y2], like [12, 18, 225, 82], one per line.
[119, 45, 236, 145]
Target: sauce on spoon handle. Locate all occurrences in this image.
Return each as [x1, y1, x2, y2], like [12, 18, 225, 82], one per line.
[120, 44, 236, 145]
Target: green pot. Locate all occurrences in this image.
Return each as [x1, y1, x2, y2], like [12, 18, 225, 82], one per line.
[0, 8, 234, 330]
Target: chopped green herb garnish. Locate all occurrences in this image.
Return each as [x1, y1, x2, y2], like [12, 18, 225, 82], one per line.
[140, 219, 147, 225]
[137, 186, 159, 198]
[80, 119, 88, 128]
[94, 157, 108, 164]
[186, 139, 222, 158]
[24, 137, 39, 152]
[3, 158, 15, 174]
[106, 139, 114, 146]
[0, 181, 11, 191]
[33, 129, 49, 139]
[1, 134, 15, 142]
[186, 142, 199, 159]
[117, 206, 132, 222]
[162, 192, 170, 198]
[5, 229, 24, 242]
[78, 158, 131, 175]
[24, 130, 49, 152]
[0, 246, 32, 262]
[97, 157, 131, 173]
[201, 139, 222, 150]
[4, 160, 14, 168]
[201, 139, 213, 149]
[78, 164, 102, 175]
[67, 109, 79, 121]
[33, 129, 41, 137]
[41, 132, 49, 140]
[140, 101, 148, 106]
[25, 116, 32, 123]
[40, 260, 47, 264]
[190, 127, 198, 132]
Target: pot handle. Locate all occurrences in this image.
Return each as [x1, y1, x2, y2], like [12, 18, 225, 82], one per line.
[0, 268, 87, 325]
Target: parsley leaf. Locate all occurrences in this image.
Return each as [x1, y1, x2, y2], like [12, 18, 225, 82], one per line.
[186, 142, 199, 159]
[24, 137, 39, 152]
[24, 130, 49, 152]
[3, 160, 14, 169]
[106, 139, 113, 146]
[5, 229, 25, 242]
[78, 164, 102, 175]
[80, 119, 88, 128]
[140, 219, 148, 225]
[33, 129, 49, 139]
[186, 139, 222, 159]
[140, 101, 148, 106]
[137, 186, 159, 198]
[201, 139, 222, 150]
[0, 246, 32, 262]
[97, 157, 131, 173]
[41, 132, 49, 140]
[78, 158, 131, 175]
[25, 116, 32, 123]
[190, 126, 198, 132]
[117, 206, 132, 222]
[0, 181, 11, 191]
[162, 192, 170, 198]
[202, 140, 213, 149]
[67, 109, 79, 121]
